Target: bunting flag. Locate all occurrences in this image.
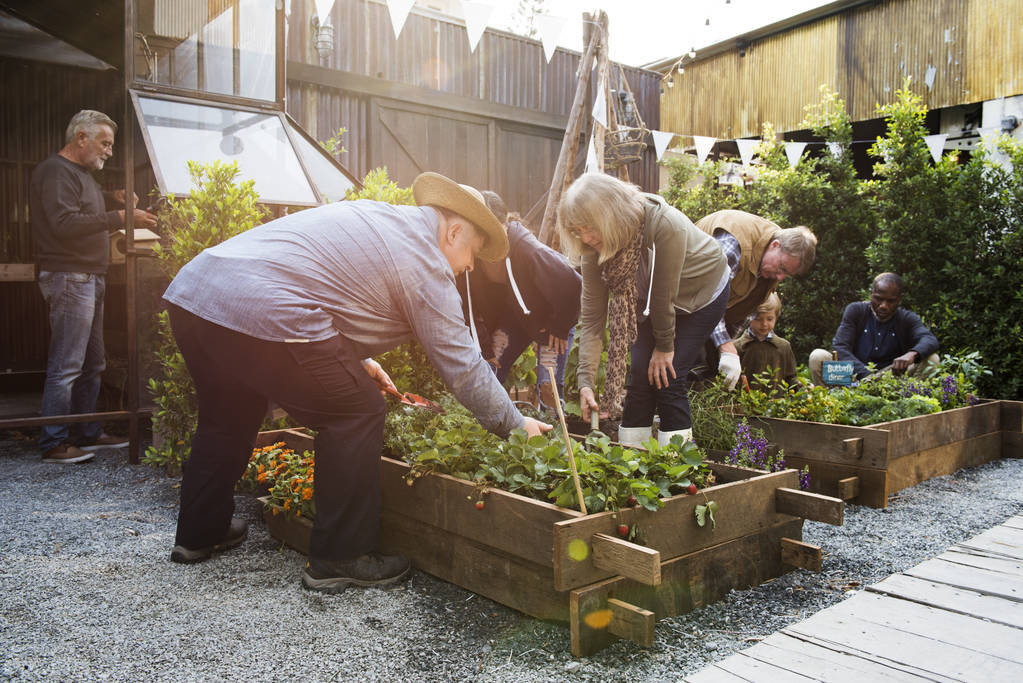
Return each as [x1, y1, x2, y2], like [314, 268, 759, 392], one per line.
[386, 0, 415, 39]
[784, 141, 808, 168]
[693, 135, 716, 163]
[585, 133, 599, 173]
[736, 138, 758, 167]
[924, 133, 947, 163]
[536, 14, 567, 63]
[313, 0, 336, 22]
[827, 141, 843, 158]
[461, 1, 493, 53]
[591, 75, 608, 128]
[924, 65, 937, 91]
[651, 130, 676, 161]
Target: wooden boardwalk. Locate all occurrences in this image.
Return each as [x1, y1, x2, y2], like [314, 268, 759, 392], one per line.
[686, 515, 1023, 682]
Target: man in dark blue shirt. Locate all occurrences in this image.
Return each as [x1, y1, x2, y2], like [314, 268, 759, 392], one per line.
[809, 273, 939, 385]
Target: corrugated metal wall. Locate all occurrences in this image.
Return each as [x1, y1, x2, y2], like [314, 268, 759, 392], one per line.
[660, 0, 1022, 138]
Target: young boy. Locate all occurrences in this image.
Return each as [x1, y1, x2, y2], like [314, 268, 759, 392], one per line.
[733, 293, 799, 391]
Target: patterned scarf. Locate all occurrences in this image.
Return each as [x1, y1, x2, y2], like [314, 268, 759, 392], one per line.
[599, 225, 645, 418]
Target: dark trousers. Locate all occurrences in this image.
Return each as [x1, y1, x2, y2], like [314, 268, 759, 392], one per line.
[621, 286, 730, 431]
[168, 305, 385, 561]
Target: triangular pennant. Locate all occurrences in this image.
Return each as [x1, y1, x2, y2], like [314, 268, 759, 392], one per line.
[784, 142, 807, 168]
[693, 135, 716, 164]
[736, 138, 758, 167]
[536, 14, 567, 63]
[651, 130, 676, 161]
[827, 141, 843, 158]
[386, 0, 415, 39]
[924, 133, 947, 163]
[591, 76, 607, 128]
[461, 1, 493, 53]
[313, 0, 336, 22]
[924, 65, 937, 90]
[585, 133, 599, 173]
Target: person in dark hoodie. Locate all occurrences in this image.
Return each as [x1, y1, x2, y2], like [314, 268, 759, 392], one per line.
[458, 191, 581, 410]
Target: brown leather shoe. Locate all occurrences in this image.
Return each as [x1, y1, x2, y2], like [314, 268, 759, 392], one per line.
[302, 553, 412, 593]
[79, 433, 129, 451]
[41, 443, 94, 464]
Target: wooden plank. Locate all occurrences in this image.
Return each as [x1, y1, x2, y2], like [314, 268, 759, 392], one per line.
[0, 263, 34, 281]
[750, 416, 891, 468]
[1000, 399, 1023, 435]
[937, 547, 1023, 577]
[868, 574, 1023, 629]
[591, 533, 661, 586]
[823, 590, 1023, 664]
[683, 665, 750, 683]
[739, 633, 935, 682]
[706, 651, 819, 682]
[837, 476, 860, 500]
[784, 610, 1023, 681]
[260, 498, 312, 554]
[782, 455, 889, 508]
[380, 457, 578, 569]
[570, 519, 802, 656]
[606, 598, 655, 648]
[1005, 431, 1023, 458]
[254, 428, 315, 451]
[956, 525, 1023, 560]
[886, 432, 1002, 495]
[1003, 515, 1023, 531]
[378, 507, 569, 622]
[554, 469, 800, 590]
[904, 557, 1023, 602]
[775, 487, 844, 525]
[879, 401, 1001, 458]
[781, 537, 822, 572]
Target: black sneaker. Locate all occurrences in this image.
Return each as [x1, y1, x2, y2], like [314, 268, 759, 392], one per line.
[170, 518, 248, 564]
[302, 553, 412, 593]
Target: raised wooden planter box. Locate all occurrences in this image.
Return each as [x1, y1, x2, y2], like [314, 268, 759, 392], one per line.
[253, 428, 843, 656]
[743, 400, 1023, 508]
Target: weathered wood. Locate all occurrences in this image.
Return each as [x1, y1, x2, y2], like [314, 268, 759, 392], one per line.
[699, 652, 814, 682]
[879, 400, 1001, 458]
[837, 476, 860, 500]
[780, 537, 823, 572]
[591, 533, 661, 586]
[254, 428, 315, 451]
[554, 469, 800, 590]
[1003, 515, 1023, 531]
[1005, 431, 1023, 458]
[886, 432, 1002, 495]
[775, 487, 844, 526]
[843, 437, 863, 459]
[606, 598, 655, 648]
[683, 665, 750, 682]
[0, 263, 34, 281]
[570, 518, 803, 656]
[936, 548, 1023, 576]
[903, 557, 1023, 603]
[749, 415, 891, 468]
[867, 574, 1023, 629]
[259, 497, 312, 554]
[782, 454, 889, 508]
[1001, 399, 1023, 435]
[956, 525, 1023, 560]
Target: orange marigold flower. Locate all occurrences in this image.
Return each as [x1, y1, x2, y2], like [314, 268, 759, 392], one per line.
[283, 499, 291, 510]
[302, 488, 314, 500]
[257, 472, 268, 483]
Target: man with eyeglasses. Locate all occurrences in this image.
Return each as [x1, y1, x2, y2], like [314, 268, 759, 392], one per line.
[694, 209, 818, 390]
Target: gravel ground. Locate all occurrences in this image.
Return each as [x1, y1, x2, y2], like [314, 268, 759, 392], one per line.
[2, 429, 1021, 682]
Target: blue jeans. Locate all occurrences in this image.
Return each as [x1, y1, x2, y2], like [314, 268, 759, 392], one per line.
[37, 271, 106, 452]
[492, 325, 574, 400]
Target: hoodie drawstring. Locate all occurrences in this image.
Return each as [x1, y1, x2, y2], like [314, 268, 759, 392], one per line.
[465, 271, 480, 348]
[642, 242, 656, 317]
[506, 258, 531, 315]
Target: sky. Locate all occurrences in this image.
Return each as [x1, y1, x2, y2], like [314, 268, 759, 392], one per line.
[488, 0, 836, 68]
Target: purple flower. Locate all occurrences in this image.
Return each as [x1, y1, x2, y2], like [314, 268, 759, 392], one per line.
[799, 468, 811, 490]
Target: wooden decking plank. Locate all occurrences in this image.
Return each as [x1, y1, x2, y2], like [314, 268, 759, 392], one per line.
[783, 609, 1023, 680]
[903, 557, 1023, 602]
[867, 574, 1023, 628]
[708, 651, 819, 682]
[739, 634, 935, 682]
[682, 664, 751, 683]
[1003, 515, 1023, 531]
[956, 525, 1023, 559]
[937, 548, 1023, 577]
[821, 590, 1023, 663]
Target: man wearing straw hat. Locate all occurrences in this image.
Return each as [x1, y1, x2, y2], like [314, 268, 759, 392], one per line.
[161, 172, 551, 592]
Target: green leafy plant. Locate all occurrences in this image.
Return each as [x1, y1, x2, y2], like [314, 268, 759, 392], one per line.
[345, 167, 415, 204]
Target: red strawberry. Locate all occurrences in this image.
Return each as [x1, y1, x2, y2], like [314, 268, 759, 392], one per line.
[626, 496, 638, 507]
[475, 500, 485, 510]
[616, 524, 629, 537]
[687, 483, 698, 495]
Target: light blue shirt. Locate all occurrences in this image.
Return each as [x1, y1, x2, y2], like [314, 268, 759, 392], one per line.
[164, 199, 523, 436]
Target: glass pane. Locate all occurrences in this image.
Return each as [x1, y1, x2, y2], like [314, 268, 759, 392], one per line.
[288, 124, 358, 203]
[137, 96, 316, 204]
[136, 0, 276, 101]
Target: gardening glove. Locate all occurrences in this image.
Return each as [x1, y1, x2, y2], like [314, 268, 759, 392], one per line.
[718, 352, 742, 391]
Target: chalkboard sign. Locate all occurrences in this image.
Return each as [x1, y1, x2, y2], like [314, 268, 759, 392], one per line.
[822, 360, 855, 386]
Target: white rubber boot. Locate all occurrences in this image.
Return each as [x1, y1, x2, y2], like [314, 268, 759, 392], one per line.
[617, 426, 652, 448]
[657, 428, 693, 448]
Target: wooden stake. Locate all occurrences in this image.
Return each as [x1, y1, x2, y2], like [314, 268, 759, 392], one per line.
[546, 365, 587, 515]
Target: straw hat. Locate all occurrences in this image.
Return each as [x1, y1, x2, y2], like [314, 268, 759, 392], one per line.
[412, 172, 509, 261]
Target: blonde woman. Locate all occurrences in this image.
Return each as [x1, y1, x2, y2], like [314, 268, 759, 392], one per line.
[558, 173, 730, 447]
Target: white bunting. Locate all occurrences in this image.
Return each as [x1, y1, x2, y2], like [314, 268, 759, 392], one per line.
[785, 141, 808, 168]
[585, 133, 599, 173]
[461, 1, 493, 53]
[924, 133, 947, 163]
[651, 130, 676, 161]
[536, 14, 567, 63]
[693, 135, 716, 163]
[827, 141, 843, 158]
[313, 0, 335, 22]
[591, 75, 608, 128]
[386, 0, 415, 39]
[924, 65, 937, 90]
[736, 138, 758, 167]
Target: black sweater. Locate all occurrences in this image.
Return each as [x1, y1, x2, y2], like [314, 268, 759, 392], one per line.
[832, 301, 940, 378]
